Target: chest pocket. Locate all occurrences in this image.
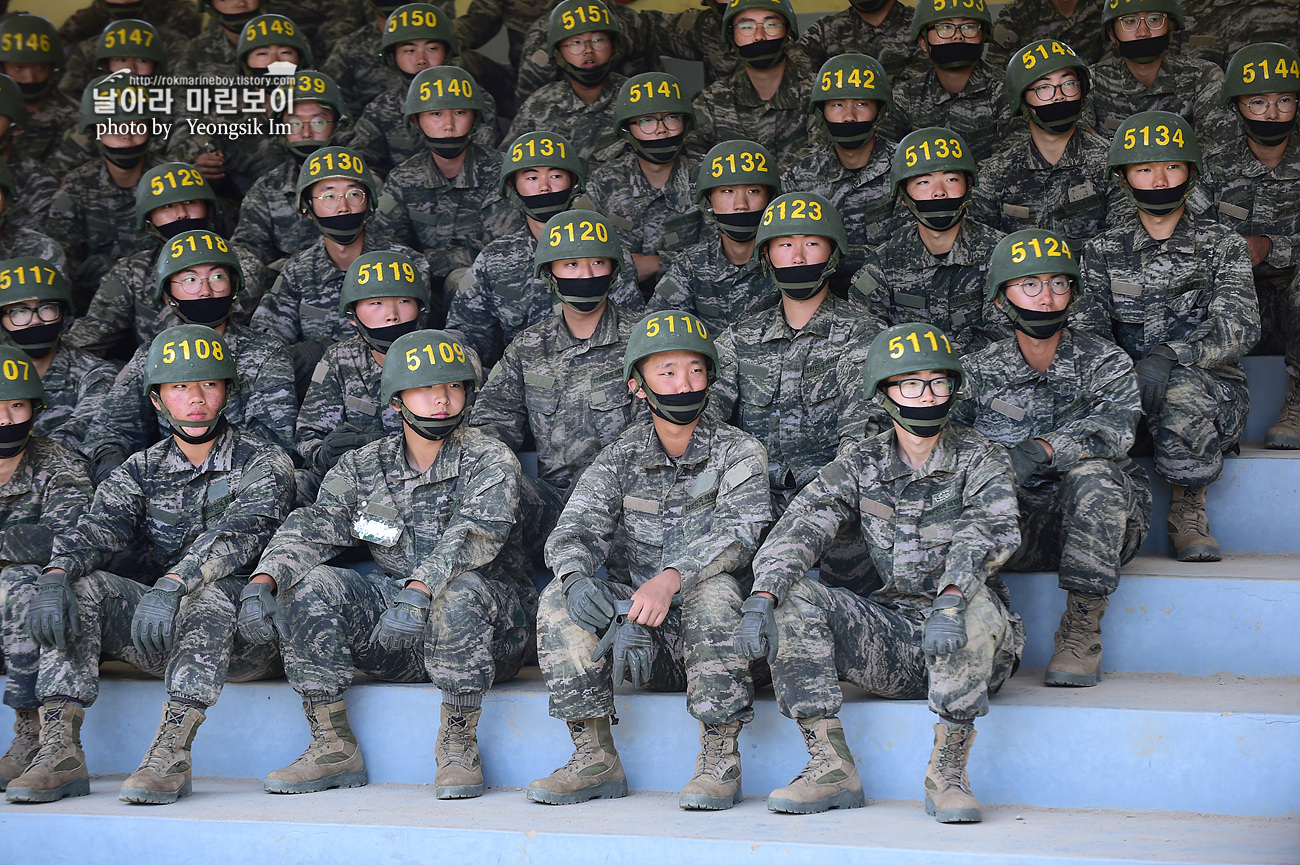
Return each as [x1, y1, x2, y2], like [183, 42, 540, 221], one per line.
[622, 495, 665, 553]
[524, 372, 559, 416]
[860, 499, 895, 551]
[737, 359, 778, 408]
[201, 477, 234, 521]
[919, 488, 962, 549]
[1108, 277, 1145, 324]
[145, 500, 188, 557]
[804, 359, 841, 406]
[351, 501, 404, 547]
[589, 374, 631, 412]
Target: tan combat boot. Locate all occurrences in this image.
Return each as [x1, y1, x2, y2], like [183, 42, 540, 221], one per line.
[1045, 592, 1108, 687]
[264, 699, 368, 794]
[0, 708, 40, 789]
[526, 717, 627, 805]
[924, 720, 981, 823]
[120, 702, 205, 804]
[435, 702, 483, 799]
[767, 716, 865, 814]
[5, 701, 90, 803]
[1265, 376, 1300, 449]
[679, 720, 744, 810]
[1167, 484, 1221, 562]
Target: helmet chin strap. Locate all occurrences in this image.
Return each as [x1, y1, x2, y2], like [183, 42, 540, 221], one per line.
[151, 388, 230, 444]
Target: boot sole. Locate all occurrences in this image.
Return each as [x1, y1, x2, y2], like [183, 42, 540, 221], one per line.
[1172, 544, 1221, 563]
[1265, 434, 1300, 449]
[120, 779, 192, 805]
[526, 776, 628, 805]
[264, 769, 369, 794]
[5, 775, 90, 803]
[767, 787, 865, 814]
[1044, 669, 1101, 687]
[679, 784, 744, 811]
[435, 783, 484, 799]
[925, 794, 982, 823]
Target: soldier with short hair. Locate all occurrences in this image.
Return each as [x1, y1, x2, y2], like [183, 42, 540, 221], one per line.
[0, 14, 77, 167]
[796, 0, 916, 80]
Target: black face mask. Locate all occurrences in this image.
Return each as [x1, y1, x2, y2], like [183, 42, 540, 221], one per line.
[928, 40, 983, 70]
[1242, 116, 1297, 147]
[770, 261, 833, 300]
[314, 210, 369, 245]
[287, 138, 328, 162]
[640, 379, 711, 425]
[1115, 33, 1170, 63]
[218, 8, 260, 32]
[423, 132, 470, 159]
[824, 118, 877, 151]
[6, 321, 62, 358]
[884, 394, 953, 437]
[714, 209, 763, 242]
[399, 401, 466, 441]
[0, 417, 34, 458]
[1027, 97, 1083, 135]
[1129, 179, 1190, 216]
[1000, 295, 1069, 339]
[626, 130, 686, 164]
[17, 79, 52, 102]
[156, 216, 209, 241]
[99, 140, 149, 169]
[850, 0, 891, 12]
[560, 60, 613, 87]
[736, 37, 786, 70]
[514, 188, 573, 223]
[552, 273, 613, 312]
[905, 194, 968, 232]
[357, 317, 421, 354]
[170, 295, 233, 327]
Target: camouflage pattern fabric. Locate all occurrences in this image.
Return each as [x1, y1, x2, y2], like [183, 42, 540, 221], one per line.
[1180, 0, 1300, 68]
[27, 346, 118, 457]
[514, 3, 658, 106]
[171, 26, 237, 82]
[1083, 51, 1237, 149]
[7, 154, 62, 225]
[986, 0, 1109, 68]
[644, 3, 741, 89]
[0, 226, 69, 282]
[795, 3, 919, 81]
[586, 151, 705, 264]
[505, 75, 629, 167]
[455, 0, 545, 69]
[165, 117, 291, 198]
[648, 231, 781, 336]
[9, 94, 79, 168]
[319, 24, 398, 117]
[879, 62, 1013, 164]
[231, 160, 320, 268]
[689, 54, 815, 166]
[56, 25, 191, 105]
[57, 0, 201, 44]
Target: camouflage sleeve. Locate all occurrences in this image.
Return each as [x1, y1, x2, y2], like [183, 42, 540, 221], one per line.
[250, 273, 304, 346]
[53, 359, 118, 454]
[407, 441, 522, 598]
[1039, 347, 1140, 470]
[1191, 63, 1236, 151]
[610, 255, 647, 312]
[514, 15, 558, 106]
[543, 446, 624, 583]
[1072, 240, 1119, 342]
[966, 171, 1003, 232]
[794, 16, 832, 72]
[649, 8, 708, 62]
[372, 177, 419, 251]
[320, 46, 363, 117]
[834, 320, 878, 444]
[445, 256, 502, 364]
[686, 88, 722, 157]
[942, 440, 1020, 597]
[231, 184, 283, 265]
[848, 251, 889, 309]
[46, 456, 149, 581]
[43, 183, 87, 266]
[649, 255, 696, 313]
[1168, 230, 1260, 369]
[238, 343, 300, 454]
[454, 0, 507, 51]
[170, 447, 296, 592]
[339, 106, 391, 177]
[709, 326, 740, 423]
[294, 355, 345, 468]
[84, 357, 155, 465]
[254, 452, 364, 591]
[0, 448, 93, 566]
[668, 436, 771, 592]
[62, 260, 136, 355]
[233, 245, 273, 325]
[467, 343, 529, 451]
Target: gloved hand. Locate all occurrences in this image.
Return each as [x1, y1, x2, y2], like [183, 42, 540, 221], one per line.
[1008, 438, 1051, 485]
[368, 586, 431, 651]
[289, 339, 332, 395]
[91, 448, 127, 487]
[131, 577, 185, 655]
[564, 575, 616, 633]
[316, 424, 380, 472]
[28, 571, 81, 650]
[237, 581, 289, 645]
[734, 594, 778, 664]
[922, 593, 968, 658]
[1134, 344, 1179, 414]
[590, 600, 653, 688]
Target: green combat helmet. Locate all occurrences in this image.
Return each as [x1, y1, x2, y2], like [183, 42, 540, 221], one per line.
[722, 0, 797, 69]
[136, 162, 219, 237]
[0, 257, 74, 358]
[340, 250, 430, 353]
[547, 0, 625, 86]
[404, 66, 484, 158]
[236, 14, 313, 75]
[1221, 43, 1300, 146]
[78, 74, 156, 157]
[282, 70, 348, 161]
[381, 328, 479, 440]
[1100, 0, 1184, 30]
[614, 72, 694, 164]
[754, 192, 848, 298]
[153, 230, 243, 327]
[862, 321, 962, 437]
[910, 0, 992, 42]
[891, 127, 978, 231]
[810, 53, 892, 151]
[94, 19, 168, 75]
[1004, 39, 1091, 134]
[624, 308, 717, 424]
[985, 228, 1080, 338]
[0, 73, 29, 128]
[0, 342, 46, 457]
[144, 324, 237, 442]
[1106, 110, 1202, 216]
[695, 139, 781, 242]
[295, 146, 378, 245]
[0, 14, 63, 102]
[381, 3, 460, 71]
[534, 209, 623, 312]
[500, 130, 585, 222]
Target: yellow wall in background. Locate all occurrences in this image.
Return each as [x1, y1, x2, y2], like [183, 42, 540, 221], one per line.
[9, 0, 82, 27]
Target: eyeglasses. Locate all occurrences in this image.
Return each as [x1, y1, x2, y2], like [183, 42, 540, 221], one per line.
[3, 302, 62, 326]
[631, 113, 685, 133]
[312, 189, 368, 206]
[928, 22, 983, 39]
[733, 20, 787, 36]
[1238, 95, 1298, 116]
[887, 376, 956, 399]
[1027, 79, 1083, 101]
[285, 117, 334, 133]
[1116, 12, 1168, 31]
[1007, 276, 1074, 297]
[170, 273, 232, 296]
[559, 35, 610, 54]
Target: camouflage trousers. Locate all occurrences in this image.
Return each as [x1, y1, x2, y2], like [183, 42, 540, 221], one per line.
[278, 564, 534, 701]
[519, 474, 568, 567]
[1147, 365, 1250, 486]
[537, 573, 757, 726]
[1005, 458, 1153, 596]
[774, 488, 880, 599]
[2, 565, 46, 710]
[1253, 266, 1299, 379]
[772, 579, 1025, 722]
[34, 570, 282, 708]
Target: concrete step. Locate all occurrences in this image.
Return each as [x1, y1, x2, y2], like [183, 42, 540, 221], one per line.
[1243, 355, 1288, 445]
[2, 777, 1296, 865]
[1006, 554, 1299, 677]
[13, 667, 1296, 818]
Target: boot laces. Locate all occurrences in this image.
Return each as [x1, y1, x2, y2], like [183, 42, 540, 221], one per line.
[695, 724, 736, 780]
[1, 712, 38, 761]
[439, 713, 475, 765]
[1058, 595, 1103, 653]
[937, 725, 973, 792]
[560, 721, 598, 774]
[139, 706, 190, 773]
[1173, 487, 1210, 533]
[31, 706, 71, 765]
[295, 704, 335, 763]
[1279, 384, 1300, 423]
[791, 724, 832, 783]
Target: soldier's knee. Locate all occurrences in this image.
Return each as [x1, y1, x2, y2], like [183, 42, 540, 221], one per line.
[537, 576, 569, 628]
[1060, 459, 1125, 499]
[781, 577, 830, 623]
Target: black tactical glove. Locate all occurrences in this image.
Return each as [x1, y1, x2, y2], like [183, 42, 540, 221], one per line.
[734, 594, 778, 664]
[922, 593, 968, 658]
[564, 575, 617, 633]
[316, 424, 380, 472]
[1134, 344, 1179, 414]
[289, 339, 332, 396]
[28, 571, 81, 650]
[237, 581, 289, 645]
[91, 448, 127, 487]
[131, 577, 185, 655]
[1008, 438, 1051, 485]
[369, 586, 431, 651]
[590, 600, 653, 688]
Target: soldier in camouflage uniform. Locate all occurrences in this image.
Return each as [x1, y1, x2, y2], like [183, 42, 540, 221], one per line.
[1074, 112, 1260, 562]
[528, 309, 771, 811]
[796, 0, 917, 80]
[971, 39, 1125, 254]
[56, 16, 183, 107]
[851, 127, 1007, 353]
[0, 75, 60, 226]
[782, 53, 898, 285]
[83, 230, 297, 484]
[57, 0, 200, 46]
[649, 139, 782, 334]
[0, 14, 79, 169]
[0, 259, 116, 458]
[644, 0, 740, 90]
[878, 0, 1012, 164]
[7, 324, 294, 805]
[688, 0, 814, 166]
[445, 136, 642, 366]
[985, 0, 1107, 68]
[0, 158, 66, 272]
[506, 0, 627, 167]
[171, 0, 250, 80]
[66, 162, 269, 362]
[1195, 43, 1300, 450]
[586, 73, 704, 288]
[454, 0, 542, 71]
[0, 346, 93, 790]
[1179, 0, 1299, 69]
[737, 322, 1024, 822]
[953, 228, 1150, 688]
[372, 66, 521, 312]
[243, 328, 535, 799]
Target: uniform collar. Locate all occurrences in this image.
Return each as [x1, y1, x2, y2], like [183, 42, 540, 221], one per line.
[1128, 210, 1198, 254]
[901, 218, 982, 266]
[389, 423, 466, 482]
[758, 291, 844, 342]
[553, 300, 625, 350]
[640, 411, 716, 469]
[733, 54, 812, 109]
[160, 424, 237, 474]
[881, 423, 960, 481]
[424, 142, 490, 189]
[920, 61, 997, 101]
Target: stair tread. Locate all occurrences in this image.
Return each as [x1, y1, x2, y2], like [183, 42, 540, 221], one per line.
[1019, 552, 1300, 581]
